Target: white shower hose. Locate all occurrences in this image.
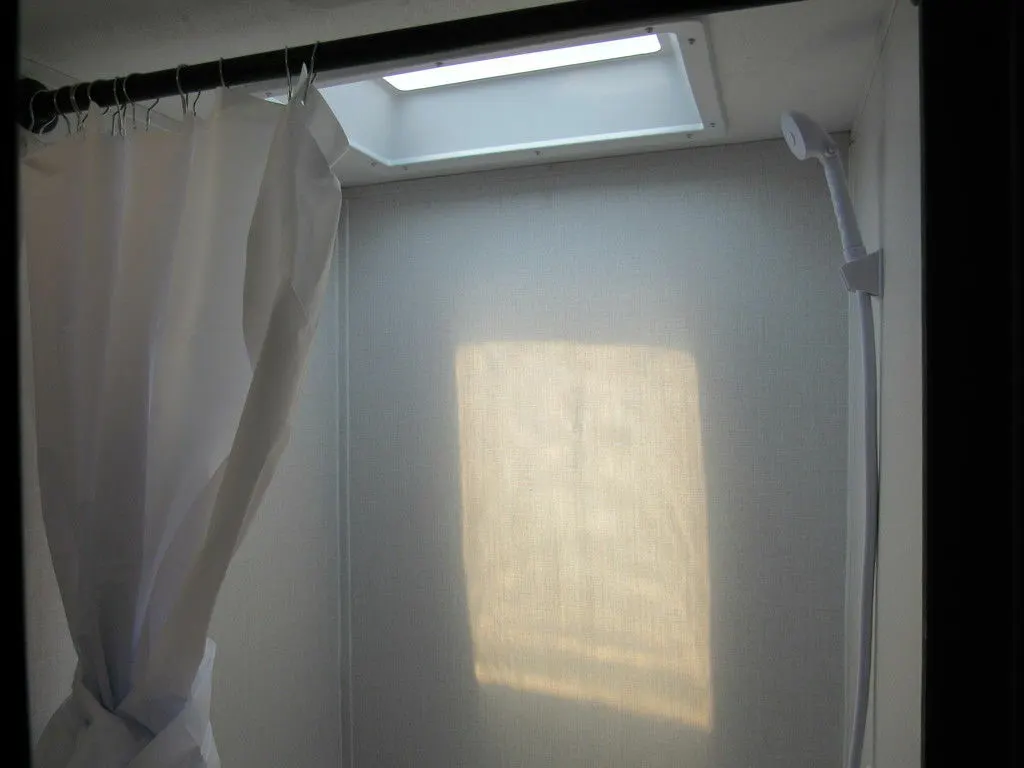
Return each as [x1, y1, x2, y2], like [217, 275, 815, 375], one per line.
[822, 153, 881, 768]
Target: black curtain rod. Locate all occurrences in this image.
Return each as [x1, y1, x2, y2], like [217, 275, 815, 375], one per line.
[18, 0, 792, 133]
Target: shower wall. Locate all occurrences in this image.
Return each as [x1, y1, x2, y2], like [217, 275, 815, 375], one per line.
[341, 138, 850, 768]
[847, 1, 922, 766]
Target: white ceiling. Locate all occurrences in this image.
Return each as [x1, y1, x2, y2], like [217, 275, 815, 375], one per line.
[20, 0, 890, 158]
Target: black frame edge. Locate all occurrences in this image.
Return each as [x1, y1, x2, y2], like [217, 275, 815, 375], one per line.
[920, 0, 1022, 765]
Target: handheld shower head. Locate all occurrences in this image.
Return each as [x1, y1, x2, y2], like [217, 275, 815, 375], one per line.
[781, 111, 838, 161]
[780, 109, 861, 258]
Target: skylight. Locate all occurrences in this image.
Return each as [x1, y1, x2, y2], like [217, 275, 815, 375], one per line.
[383, 34, 662, 91]
[291, 20, 724, 183]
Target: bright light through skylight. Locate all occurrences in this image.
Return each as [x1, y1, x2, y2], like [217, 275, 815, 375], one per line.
[384, 34, 662, 91]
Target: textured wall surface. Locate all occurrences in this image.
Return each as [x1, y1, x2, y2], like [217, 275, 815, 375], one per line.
[847, 1, 922, 766]
[21, 261, 344, 768]
[343, 138, 849, 768]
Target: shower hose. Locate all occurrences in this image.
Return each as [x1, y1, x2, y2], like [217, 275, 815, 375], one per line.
[823, 153, 881, 768]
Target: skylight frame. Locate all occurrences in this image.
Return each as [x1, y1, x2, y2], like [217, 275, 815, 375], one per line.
[257, 20, 726, 183]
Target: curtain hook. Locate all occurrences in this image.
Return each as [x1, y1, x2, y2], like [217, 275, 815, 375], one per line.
[118, 76, 127, 130]
[42, 90, 60, 134]
[81, 81, 95, 131]
[68, 83, 82, 134]
[27, 88, 46, 134]
[75, 83, 89, 134]
[111, 77, 121, 135]
[219, 57, 229, 89]
[285, 44, 292, 102]
[303, 41, 319, 103]
[192, 87, 202, 116]
[176, 64, 188, 118]
[145, 97, 160, 131]
[122, 74, 137, 130]
[58, 87, 74, 136]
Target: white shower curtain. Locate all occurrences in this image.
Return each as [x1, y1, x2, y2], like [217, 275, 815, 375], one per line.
[19, 77, 346, 768]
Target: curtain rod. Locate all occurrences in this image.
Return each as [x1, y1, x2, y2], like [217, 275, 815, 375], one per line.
[18, 0, 792, 133]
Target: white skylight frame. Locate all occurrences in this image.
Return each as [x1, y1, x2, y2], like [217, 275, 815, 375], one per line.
[383, 34, 662, 91]
[259, 20, 726, 183]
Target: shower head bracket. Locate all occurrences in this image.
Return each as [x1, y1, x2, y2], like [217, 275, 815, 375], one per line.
[840, 249, 883, 297]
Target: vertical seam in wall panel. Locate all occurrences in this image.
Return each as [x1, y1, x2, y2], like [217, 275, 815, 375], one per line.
[871, 18, 890, 768]
[332, 214, 345, 768]
[344, 201, 354, 768]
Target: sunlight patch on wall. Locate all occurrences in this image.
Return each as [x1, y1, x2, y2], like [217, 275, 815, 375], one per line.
[455, 342, 712, 729]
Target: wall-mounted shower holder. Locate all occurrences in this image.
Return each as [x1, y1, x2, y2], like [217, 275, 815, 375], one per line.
[841, 249, 883, 297]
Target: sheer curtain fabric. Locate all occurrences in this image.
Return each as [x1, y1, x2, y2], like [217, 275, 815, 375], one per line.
[19, 82, 345, 768]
